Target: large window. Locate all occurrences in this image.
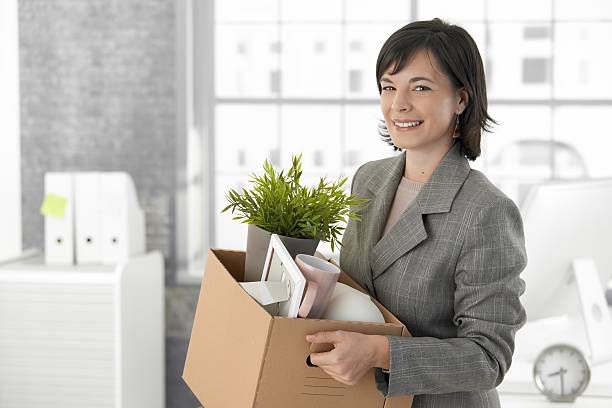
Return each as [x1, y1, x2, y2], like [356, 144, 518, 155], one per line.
[176, 0, 612, 279]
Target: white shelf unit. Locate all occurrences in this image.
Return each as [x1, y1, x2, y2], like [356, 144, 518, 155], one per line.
[0, 251, 165, 408]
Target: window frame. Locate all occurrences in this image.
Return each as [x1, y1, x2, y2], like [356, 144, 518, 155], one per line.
[175, 0, 612, 280]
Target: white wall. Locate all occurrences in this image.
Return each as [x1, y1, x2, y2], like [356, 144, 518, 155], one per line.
[0, 0, 22, 260]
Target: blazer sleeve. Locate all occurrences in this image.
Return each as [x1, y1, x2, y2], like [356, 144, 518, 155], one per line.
[375, 197, 528, 396]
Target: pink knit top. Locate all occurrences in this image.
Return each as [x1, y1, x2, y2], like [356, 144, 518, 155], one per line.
[382, 177, 425, 237]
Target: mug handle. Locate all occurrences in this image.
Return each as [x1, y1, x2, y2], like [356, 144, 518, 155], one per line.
[298, 281, 319, 318]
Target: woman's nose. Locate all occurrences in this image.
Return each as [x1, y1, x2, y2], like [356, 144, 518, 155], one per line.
[391, 93, 412, 112]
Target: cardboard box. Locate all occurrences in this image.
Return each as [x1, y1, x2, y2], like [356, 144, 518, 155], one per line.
[183, 249, 413, 408]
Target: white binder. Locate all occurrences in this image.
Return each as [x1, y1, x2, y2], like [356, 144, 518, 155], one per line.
[99, 173, 145, 265]
[44, 172, 75, 265]
[75, 172, 102, 264]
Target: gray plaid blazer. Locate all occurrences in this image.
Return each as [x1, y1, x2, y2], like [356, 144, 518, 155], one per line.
[339, 141, 527, 408]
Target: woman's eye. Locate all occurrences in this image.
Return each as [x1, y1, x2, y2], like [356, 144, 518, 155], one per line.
[414, 85, 430, 92]
[381, 85, 395, 91]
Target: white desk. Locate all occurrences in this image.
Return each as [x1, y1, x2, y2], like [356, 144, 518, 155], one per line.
[499, 393, 612, 408]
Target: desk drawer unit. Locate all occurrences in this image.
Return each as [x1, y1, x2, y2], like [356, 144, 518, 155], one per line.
[0, 279, 115, 407]
[0, 252, 164, 408]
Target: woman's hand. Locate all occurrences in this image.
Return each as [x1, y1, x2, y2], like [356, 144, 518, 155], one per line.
[306, 330, 389, 386]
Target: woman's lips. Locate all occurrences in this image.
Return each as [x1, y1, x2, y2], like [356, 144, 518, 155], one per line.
[393, 120, 424, 130]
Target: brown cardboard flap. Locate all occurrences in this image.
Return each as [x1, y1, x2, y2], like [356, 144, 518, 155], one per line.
[183, 249, 273, 408]
[384, 394, 415, 408]
[212, 248, 246, 281]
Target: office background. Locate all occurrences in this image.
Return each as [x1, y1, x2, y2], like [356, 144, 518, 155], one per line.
[4, 0, 611, 407]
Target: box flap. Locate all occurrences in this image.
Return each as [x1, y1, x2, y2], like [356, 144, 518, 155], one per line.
[183, 249, 273, 408]
[383, 394, 415, 408]
[213, 248, 247, 281]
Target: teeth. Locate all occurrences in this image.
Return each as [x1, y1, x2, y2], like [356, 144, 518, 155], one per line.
[395, 121, 422, 128]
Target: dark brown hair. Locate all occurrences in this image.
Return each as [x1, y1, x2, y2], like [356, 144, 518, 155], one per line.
[376, 18, 495, 160]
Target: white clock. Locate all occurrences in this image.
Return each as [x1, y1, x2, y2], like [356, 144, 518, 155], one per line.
[533, 344, 591, 402]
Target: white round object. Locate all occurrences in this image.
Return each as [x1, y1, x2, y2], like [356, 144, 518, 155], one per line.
[321, 283, 385, 323]
[533, 343, 591, 402]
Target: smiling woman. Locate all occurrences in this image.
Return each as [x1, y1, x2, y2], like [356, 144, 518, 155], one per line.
[379, 48, 466, 181]
[375, 19, 495, 166]
[307, 18, 527, 408]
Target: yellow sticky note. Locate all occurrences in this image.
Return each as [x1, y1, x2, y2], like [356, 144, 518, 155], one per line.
[40, 194, 68, 218]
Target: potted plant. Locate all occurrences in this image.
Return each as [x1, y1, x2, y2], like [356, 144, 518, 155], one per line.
[222, 153, 368, 282]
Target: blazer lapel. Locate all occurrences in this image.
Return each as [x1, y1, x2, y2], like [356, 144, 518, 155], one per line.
[353, 151, 405, 292]
[368, 141, 471, 280]
[371, 201, 427, 279]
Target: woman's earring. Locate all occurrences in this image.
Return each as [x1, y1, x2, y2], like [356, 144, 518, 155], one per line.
[452, 113, 460, 138]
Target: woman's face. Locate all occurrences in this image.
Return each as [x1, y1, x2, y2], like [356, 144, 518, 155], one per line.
[379, 48, 467, 154]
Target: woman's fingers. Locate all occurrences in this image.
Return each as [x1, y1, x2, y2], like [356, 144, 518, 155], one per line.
[306, 331, 344, 367]
[306, 330, 343, 345]
[309, 350, 337, 367]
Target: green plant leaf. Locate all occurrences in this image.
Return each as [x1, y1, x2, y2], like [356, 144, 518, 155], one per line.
[221, 152, 369, 243]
